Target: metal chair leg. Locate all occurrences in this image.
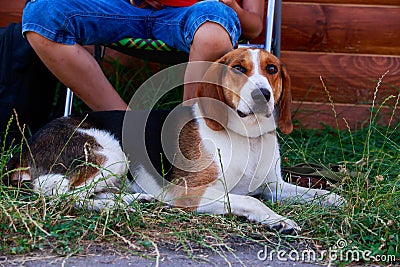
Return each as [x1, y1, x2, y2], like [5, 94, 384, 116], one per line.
[265, 0, 276, 53]
[273, 0, 282, 58]
[63, 88, 73, 117]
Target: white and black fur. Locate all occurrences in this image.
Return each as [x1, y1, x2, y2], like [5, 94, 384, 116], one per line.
[4, 49, 345, 233]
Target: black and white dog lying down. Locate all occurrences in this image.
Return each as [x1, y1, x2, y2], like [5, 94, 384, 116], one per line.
[4, 49, 345, 233]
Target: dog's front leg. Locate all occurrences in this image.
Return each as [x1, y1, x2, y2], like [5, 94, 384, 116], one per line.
[264, 181, 346, 207]
[196, 188, 301, 233]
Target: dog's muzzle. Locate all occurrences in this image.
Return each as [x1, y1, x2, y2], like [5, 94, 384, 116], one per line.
[236, 86, 273, 118]
[243, 88, 271, 117]
[251, 88, 271, 104]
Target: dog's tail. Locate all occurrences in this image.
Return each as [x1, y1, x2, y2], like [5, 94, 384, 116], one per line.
[2, 155, 33, 189]
[2, 156, 18, 186]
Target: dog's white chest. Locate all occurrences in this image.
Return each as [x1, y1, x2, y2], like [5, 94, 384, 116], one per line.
[197, 117, 278, 195]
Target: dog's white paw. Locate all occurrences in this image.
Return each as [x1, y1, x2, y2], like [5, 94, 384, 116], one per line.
[122, 193, 154, 204]
[320, 192, 346, 207]
[134, 193, 154, 203]
[263, 216, 301, 234]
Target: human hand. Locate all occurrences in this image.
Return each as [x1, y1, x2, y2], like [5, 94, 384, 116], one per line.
[130, 0, 164, 9]
[143, 0, 164, 9]
[219, 0, 236, 8]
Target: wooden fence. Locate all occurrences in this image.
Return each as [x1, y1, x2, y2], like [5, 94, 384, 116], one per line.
[0, 1, 24, 26]
[1, 0, 399, 129]
[280, 0, 400, 129]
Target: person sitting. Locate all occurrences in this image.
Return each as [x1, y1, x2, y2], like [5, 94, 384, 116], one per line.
[22, 0, 264, 110]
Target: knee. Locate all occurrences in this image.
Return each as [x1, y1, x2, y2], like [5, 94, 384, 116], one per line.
[186, 2, 241, 51]
[189, 22, 233, 61]
[194, 22, 232, 51]
[25, 31, 41, 44]
[25, 31, 54, 50]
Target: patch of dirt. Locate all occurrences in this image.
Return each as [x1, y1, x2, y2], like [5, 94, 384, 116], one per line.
[1, 240, 325, 267]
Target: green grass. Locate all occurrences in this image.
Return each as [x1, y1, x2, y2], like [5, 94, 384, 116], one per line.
[280, 125, 399, 257]
[0, 58, 399, 264]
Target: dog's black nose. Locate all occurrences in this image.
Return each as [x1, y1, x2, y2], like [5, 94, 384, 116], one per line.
[251, 88, 271, 103]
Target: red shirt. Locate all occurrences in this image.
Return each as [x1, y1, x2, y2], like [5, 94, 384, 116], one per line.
[159, 0, 241, 7]
[159, 0, 198, 6]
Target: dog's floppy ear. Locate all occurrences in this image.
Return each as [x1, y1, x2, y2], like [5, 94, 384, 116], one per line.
[278, 64, 293, 134]
[195, 60, 228, 131]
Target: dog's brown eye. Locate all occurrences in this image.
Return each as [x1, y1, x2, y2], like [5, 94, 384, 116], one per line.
[266, 64, 278, 75]
[232, 65, 247, 74]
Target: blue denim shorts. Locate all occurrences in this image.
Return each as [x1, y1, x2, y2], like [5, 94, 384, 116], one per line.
[22, 0, 241, 53]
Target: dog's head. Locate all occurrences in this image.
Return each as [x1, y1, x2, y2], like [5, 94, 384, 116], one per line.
[195, 48, 293, 136]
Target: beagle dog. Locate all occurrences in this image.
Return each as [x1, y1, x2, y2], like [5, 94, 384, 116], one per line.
[4, 48, 345, 234]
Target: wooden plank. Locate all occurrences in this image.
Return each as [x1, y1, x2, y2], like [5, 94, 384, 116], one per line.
[292, 101, 400, 130]
[281, 3, 400, 55]
[0, 1, 24, 27]
[283, 0, 400, 6]
[280, 51, 400, 105]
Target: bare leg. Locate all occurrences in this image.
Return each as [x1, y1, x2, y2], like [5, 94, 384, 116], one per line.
[26, 32, 128, 111]
[183, 22, 232, 104]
